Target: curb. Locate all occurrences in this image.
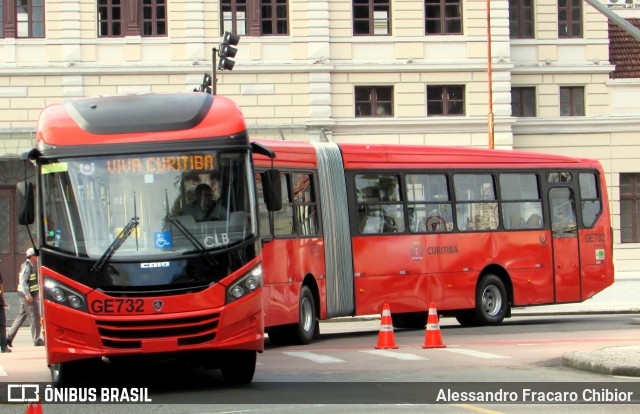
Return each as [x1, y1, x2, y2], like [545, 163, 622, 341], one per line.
[322, 309, 640, 323]
[511, 309, 640, 316]
[561, 346, 640, 377]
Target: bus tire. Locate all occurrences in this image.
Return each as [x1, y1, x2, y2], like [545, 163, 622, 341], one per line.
[455, 310, 480, 327]
[221, 350, 256, 385]
[50, 359, 98, 384]
[294, 285, 318, 345]
[266, 326, 293, 346]
[474, 274, 508, 325]
[391, 312, 427, 329]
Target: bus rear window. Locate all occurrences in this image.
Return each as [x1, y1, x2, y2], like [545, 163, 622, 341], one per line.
[579, 173, 601, 227]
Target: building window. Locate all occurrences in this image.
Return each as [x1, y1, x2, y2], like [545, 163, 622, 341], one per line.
[98, 0, 122, 37]
[221, 0, 288, 36]
[98, 0, 167, 37]
[511, 87, 536, 117]
[261, 0, 288, 35]
[425, 0, 462, 35]
[558, 0, 581, 38]
[620, 173, 640, 243]
[427, 85, 465, 116]
[355, 86, 393, 117]
[353, 0, 391, 36]
[560, 86, 584, 116]
[0, 0, 45, 38]
[141, 0, 166, 36]
[221, 0, 247, 35]
[509, 0, 534, 39]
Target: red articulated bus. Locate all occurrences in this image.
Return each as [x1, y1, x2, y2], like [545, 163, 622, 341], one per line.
[252, 140, 614, 344]
[17, 92, 281, 384]
[18, 90, 615, 379]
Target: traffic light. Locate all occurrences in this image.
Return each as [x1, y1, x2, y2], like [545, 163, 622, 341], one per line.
[218, 31, 240, 71]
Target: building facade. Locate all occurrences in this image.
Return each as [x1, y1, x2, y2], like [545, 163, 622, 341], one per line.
[0, 0, 639, 288]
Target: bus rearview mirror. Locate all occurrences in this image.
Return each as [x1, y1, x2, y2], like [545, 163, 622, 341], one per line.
[262, 169, 282, 212]
[17, 181, 35, 225]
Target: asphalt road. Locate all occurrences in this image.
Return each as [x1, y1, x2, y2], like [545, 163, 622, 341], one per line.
[1, 275, 638, 413]
[1, 313, 639, 414]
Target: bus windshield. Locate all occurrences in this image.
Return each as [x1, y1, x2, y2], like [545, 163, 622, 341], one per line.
[41, 150, 256, 259]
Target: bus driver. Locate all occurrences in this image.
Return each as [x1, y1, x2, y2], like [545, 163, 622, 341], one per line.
[183, 180, 226, 221]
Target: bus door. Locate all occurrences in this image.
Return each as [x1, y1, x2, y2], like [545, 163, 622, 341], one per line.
[549, 187, 580, 302]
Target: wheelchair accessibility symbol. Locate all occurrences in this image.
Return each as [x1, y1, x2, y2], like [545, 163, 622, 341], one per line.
[154, 231, 173, 249]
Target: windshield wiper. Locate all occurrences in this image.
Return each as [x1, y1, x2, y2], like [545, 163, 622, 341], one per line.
[164, 189, 217, 268]
[91, 216, 139, 273]
[165, 214, 217, 268]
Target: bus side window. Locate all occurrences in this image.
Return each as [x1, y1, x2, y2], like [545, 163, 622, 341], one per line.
[292, 173, 318, 236]
[406, 173, 453, 233]
[499, 173, 542, 230]
[254, 172, 270, 237]
[356, 174, 404, 234]
[273, 172, 294, 236]
[454, 174, 499, 231]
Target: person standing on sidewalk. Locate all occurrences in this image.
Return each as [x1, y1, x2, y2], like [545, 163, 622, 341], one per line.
[0, 262, 10, 352]
[7, 248, 44, 347]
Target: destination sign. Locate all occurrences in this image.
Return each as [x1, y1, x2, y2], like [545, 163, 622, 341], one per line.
[107, 155, 215, 174]
[41, 154, 216, 176]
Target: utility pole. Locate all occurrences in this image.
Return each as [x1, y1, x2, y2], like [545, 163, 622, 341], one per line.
[486, 0, 495, 149]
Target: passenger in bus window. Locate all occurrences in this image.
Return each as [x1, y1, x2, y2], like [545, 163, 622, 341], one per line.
[183, 180, 226, 221]
[552, 209, 575, 232]
[426, 209, 446, 232]
[526, 213, 542, 229]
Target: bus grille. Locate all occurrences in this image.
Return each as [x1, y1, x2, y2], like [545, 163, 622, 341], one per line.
[96, 312, 220, 349]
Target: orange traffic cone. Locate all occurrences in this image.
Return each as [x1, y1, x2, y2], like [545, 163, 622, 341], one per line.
[25, 402, 43, 414]
[375, 303, 398, 349]
[422, 301, 446, 348]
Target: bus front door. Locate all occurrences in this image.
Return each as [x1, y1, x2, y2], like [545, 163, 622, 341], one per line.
[549, 187, 581, 302]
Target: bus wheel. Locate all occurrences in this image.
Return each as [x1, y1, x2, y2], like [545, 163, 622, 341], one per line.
[266, 326, 292, 346]
[392, 312, 427, 329]
[295, 286, 318, 344]
[455, 310, 480, 327]
[475, 274, 508, 325]
[50, 359, 98, 384]
[221, 350, 256, 385]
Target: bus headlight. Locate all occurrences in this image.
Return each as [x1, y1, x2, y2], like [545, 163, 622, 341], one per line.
[44, 277, 88, 313]
[225, 264, 262, 304]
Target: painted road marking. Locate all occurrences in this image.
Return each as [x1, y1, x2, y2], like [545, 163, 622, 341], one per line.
[283, 351, 345, 363]
[439, 348, 511, 359]
[452, 404, 505, 414]
[361, 350, 426, 360]
[0, 365, 7, 376]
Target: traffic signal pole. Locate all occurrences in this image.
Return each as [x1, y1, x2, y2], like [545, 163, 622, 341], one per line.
[210, 32, 240, 96]
[212, 47, 218, 95]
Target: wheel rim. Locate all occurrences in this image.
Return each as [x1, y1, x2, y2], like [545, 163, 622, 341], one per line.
[301, 296, 313, 333]
[481, 285, 502, 317]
